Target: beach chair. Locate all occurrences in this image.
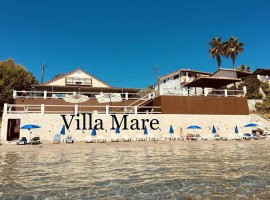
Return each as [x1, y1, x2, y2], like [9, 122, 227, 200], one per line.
[97, 135, 106, 143]
[122, 134, 131, 142]
[148, 133, 158, 141]
[16, 137, 27, 145]
[111, 134, 120, 142]
[85, 135, 96, 143]
[191, 134, 202, 141]
[136, 134, 146, 141]
[31, 137, 41, 145]
[66, 136, 74, 143]
[213, 134, 221, 140]
[53, 134, 61, 143]
[243, 133, 253, 140]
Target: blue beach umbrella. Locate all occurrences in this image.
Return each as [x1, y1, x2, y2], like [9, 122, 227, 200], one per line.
[235, 126, 239, 134]
[116, 127, 120, 134]
[60, 125, 65, 135]
[169, 125, 174, 134]
[212, 126, 217, 134]
[187, 125, 201, 129]
[243, 123, 258, 127]
[187, 125, 201, 136]
[21, 124, 41, 129]
[21, 124, 41, 141]
[91, 128, 96, 136]
[144, 127, 148, 135]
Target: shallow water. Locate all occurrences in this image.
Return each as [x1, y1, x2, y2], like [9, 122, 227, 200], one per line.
[0, 142, 270, 199]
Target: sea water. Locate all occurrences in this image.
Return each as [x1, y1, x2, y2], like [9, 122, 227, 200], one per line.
[0, 142, 270, 199]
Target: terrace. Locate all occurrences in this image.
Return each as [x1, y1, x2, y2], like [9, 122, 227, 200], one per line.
[3, 86, 248, 115]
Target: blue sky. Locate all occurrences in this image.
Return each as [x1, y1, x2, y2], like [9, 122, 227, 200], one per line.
[0, 0, 269, 88]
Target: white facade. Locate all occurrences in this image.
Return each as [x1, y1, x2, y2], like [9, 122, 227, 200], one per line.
[154, 69, 210, 95]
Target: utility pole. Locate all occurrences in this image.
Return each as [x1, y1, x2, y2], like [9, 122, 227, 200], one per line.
[155, 65, 160, 95]
[40, 63, 45, 84]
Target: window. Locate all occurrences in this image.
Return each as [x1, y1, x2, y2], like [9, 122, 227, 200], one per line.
[174, 74, 179, 80]
[163, 80, 166, 83]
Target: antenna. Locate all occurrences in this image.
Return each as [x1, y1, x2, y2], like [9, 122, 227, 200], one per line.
[40, 63, 45, 84]
[155, 65, 160, 94]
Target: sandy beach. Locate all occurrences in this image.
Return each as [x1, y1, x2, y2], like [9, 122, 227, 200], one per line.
[1, 139, 269, 153]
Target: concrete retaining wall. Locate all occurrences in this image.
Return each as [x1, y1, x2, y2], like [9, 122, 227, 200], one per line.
[0, 113, 250, 144]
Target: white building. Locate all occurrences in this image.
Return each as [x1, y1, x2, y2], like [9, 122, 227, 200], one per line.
[154, 69, 211, 95]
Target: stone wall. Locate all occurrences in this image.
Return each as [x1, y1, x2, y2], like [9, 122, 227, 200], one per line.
[247, 100, 263, 111]
[0, 113, 250, 144]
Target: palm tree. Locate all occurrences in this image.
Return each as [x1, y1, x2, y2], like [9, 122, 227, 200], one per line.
[208, 37, 224, 68]
[237, 64, 251, 72]
[223, 37, 244, 69]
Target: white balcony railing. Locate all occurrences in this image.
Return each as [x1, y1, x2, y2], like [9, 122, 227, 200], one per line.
[3, 104, 161, 115]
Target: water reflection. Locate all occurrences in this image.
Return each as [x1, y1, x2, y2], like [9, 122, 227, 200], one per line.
[0, 142, 270, 199]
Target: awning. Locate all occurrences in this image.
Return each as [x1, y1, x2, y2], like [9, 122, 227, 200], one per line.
[183, 77, 241, 88]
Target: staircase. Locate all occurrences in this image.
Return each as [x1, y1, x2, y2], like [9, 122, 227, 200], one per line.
[115, 92, 155, 114]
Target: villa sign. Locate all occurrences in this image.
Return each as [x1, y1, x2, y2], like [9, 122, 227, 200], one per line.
[61, 114, 160, 131]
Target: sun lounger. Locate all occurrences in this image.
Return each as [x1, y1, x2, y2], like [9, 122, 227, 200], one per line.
[111, 134, 120, 142]
[148, 133, 158, 141]
[190, 134, 202, 141]
[53, 134, 61, 143]
[66, 136, 74, 143]
[213, 134, 221, 140]
[136, 134, 146, 141]
[31, 137, 41, 145]
[16, 137, 27, 145]
[122, 134, 131, 142]
[97, 136, 106, 143]
[85, 136, 96, 143]
[243, 133, 253, 140]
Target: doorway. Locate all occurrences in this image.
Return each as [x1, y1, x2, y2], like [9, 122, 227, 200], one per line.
[7, 119, 21, 141]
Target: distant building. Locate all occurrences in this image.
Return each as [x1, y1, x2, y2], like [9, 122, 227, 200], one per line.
[253, 68, 270, 82]
[30, 68, 139, 95]
[154, 69, 211, 95]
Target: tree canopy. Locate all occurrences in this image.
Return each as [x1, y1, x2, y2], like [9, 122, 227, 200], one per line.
[209, 37, 244, 69]
[0, 59, 38, 111]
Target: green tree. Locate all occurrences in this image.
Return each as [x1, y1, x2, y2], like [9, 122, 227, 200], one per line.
[208, 37, 225, 68]
[0, 59, 38, 111]
[237, 64, 251, 72]
[223, 37, 244, 69]
[237, 78, 263, 99]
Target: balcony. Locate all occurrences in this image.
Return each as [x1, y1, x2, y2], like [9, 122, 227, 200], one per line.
[65, 77, 92, 86]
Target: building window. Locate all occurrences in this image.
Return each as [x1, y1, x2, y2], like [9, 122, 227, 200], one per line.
[174, 74, 179, 80]
[163, 80, 166, 83]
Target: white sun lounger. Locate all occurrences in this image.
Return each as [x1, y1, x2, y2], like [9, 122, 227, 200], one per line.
[122, 134, 131, 142]
[97, 136, 106, 143]
[136, 134, 146, 141]
[85, 136, 96, 143]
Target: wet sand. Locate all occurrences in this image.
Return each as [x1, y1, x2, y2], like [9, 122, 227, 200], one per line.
[1, 139, 269, 152]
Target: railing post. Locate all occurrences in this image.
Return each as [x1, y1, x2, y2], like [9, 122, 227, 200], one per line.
[73, 91, 76, 95]
[13, 90, 17, 99]
[44, 91, 47, 99]
[41, 104, 45, 114]
[243, 86, 247, 96]
[74, 105, 78, 115]
[125, 92, 128, 100]
[204, 88, 208, 96]
[224, 89, 228, 97]
[134, 106, 138, 114]
[3, 103, 7, 114]
[105, 105, 109, 114]
[183, 88, 186, 96]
